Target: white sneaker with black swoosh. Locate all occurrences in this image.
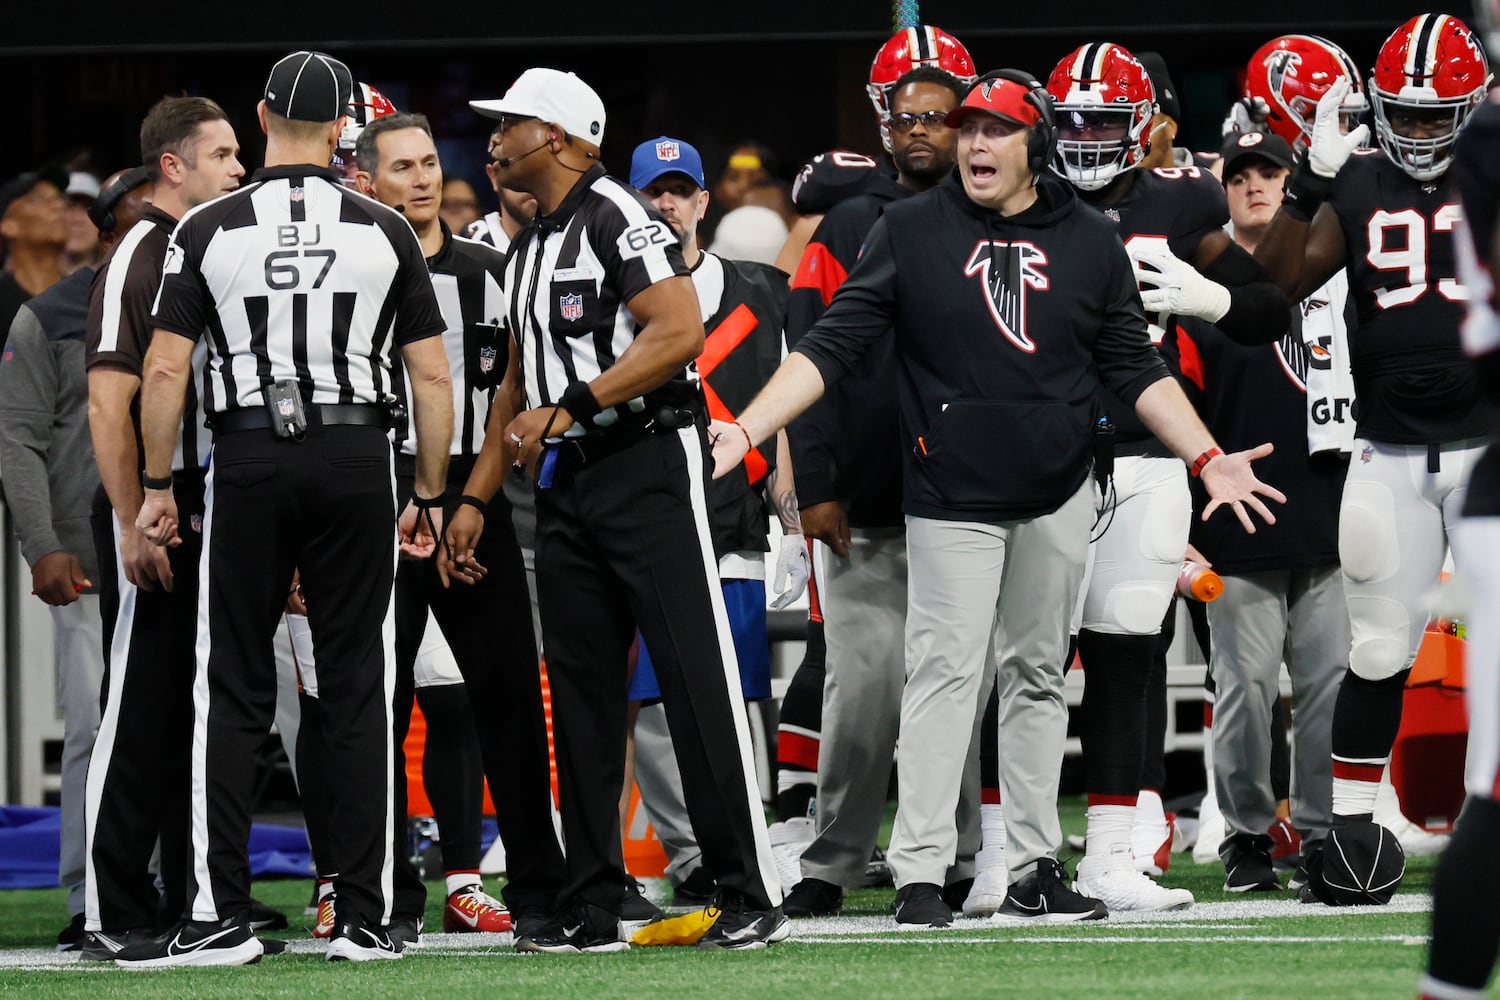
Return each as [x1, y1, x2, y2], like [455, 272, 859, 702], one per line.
[326, 920, 403, 961]
[994, 858, 1108, 924]
[114, 919, 263, 969]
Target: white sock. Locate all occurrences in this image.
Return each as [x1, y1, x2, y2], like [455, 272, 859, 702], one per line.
[1086, 804, 1135, 858]
[1135, 789, 1166, 830]
[976, 803, 1006, 870]
[446, 872, 483, 896]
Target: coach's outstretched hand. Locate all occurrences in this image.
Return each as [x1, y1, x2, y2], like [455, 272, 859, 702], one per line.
[1198, 443, 1287, 534]
[709, 418, 751, 479]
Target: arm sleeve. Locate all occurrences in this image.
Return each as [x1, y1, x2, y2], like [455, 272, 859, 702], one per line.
[1094, 239, 1173, 405]
[0, 313, 64, 564]
[149, 220, 212, 340]
[1203, 241, 1291, 344]
[792, 215, 900, 388]
[598, 201, 690, 305]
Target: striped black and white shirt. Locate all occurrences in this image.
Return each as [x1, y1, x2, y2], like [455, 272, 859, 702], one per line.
[461, 212, 511, 253]
[505, 165, 693, 435]
[151, 165, 444, 412]
[87, 205, 212, 472]
[391, 225, 508, 458]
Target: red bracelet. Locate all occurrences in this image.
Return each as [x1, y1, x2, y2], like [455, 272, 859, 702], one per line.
[1189, 447, 1224, 478]
[733, 421, 753, 451]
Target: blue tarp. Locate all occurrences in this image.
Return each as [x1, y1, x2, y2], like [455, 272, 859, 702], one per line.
[0, 806, 315, 889]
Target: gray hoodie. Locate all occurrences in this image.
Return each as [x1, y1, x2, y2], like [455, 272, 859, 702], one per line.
[0, 266, 101, 583]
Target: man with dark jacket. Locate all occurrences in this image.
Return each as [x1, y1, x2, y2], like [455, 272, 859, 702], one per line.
[714, 71, 1282, 927]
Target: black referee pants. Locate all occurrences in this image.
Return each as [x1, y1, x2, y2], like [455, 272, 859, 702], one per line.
[188, 424, 397, 928]
[389, 463, 565, 916]
[84, 475, 203, 933]
[537, 426, 780, 913]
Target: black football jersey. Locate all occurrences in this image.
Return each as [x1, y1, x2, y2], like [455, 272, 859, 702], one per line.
[1328, 148, 1483, 443]
[791, 151, 891, 215]
[1082, 165, 1230, 440]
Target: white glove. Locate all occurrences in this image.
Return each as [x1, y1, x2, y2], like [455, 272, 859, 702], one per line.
[1131, 244, 1232, 323]
[1221, 96, 1270, 137]
[1308, 77, 1370, 179]
[768, 535, 810, 610]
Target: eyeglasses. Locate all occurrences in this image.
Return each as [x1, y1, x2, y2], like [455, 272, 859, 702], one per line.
[493, 113, 537, 135]
[885, 110, 951, 132]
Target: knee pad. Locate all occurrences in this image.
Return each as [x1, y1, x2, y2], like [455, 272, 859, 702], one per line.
[1347, 595, 1414, 681]
[1138, 477, 1191, 565]
[414, 623, 463, 688]
[1097, 582, 1175, 636]
[1339, 481, 1400, 584]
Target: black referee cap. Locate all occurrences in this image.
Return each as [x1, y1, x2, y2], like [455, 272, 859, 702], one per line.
[1306, 821, 1406, 906]
[264, 51, 354, 123]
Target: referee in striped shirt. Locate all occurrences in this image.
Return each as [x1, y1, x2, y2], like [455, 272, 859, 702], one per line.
[448, 68, 786, 952]
[128, 51, 453, 967]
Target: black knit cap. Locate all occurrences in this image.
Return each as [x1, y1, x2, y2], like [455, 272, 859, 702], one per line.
[264, 51, 354, 123]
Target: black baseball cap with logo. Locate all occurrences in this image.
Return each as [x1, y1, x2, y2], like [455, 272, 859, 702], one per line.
[1219, 130, 1296, 181]
[264, 51, 354, 123]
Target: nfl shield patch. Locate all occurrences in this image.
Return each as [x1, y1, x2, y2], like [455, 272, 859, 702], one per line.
[479, 345, 497, 374]
[278, 397, 296, 417]
[656, 139, 681, 162]
[560, 292, 584, 321]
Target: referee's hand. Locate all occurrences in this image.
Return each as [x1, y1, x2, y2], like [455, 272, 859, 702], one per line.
[136, 487, 182, 549]
[438, 506, 489, 589]
[398, 501, 444, 561]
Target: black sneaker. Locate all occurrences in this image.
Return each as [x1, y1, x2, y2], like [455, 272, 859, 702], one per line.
[698, 892, 790, 950]
[941, 878, 975, 912]
[326, 919, 402, 962]
[515, 901, 628, 954]
[997, 859, 1108, 923]
[669, 867, 718, 913]
[56, 913, 85, 952]
[863, 847, 895, 889]
[1221, 833, 1282, 892]
[893, 883, 953, 928]
[114, 918, 263, 968]
[260, 938, 288, 955]
[248, 898, 289, 931]
[512, 906, 550, 942]
[78, 928, 161, 962]
[621, 878, 664, 933]
[388, 915, 423, 950]
[783, 877, 844, 917]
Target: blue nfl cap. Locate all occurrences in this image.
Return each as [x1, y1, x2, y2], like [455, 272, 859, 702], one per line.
[630, 136, 705, 190]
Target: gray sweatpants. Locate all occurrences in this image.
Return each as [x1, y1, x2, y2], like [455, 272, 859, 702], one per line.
[800, 528, 986, 890]
[1208, 566, 1346, 846]
[55, 596, 105, 917]
[889, 483, 1093, 887]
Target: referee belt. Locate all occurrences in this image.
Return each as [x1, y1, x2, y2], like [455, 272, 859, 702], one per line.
[555, 406, 698, 465]
[210, 403, 387, 435]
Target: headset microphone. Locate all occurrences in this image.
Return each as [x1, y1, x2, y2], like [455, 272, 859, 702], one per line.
[497, 141, 552, 169]
[393, 204, 406, 214]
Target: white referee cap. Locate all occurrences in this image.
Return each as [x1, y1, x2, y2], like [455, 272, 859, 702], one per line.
[470, 68, 606, 146]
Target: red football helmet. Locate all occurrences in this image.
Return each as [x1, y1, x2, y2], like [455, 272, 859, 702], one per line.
[1370, 13, 1490, 180]
[868, 25, 978, 150]
[337, 83, 398, 154]
[1245, 35, 1368, 153]
[1046, 42, 1157, 190]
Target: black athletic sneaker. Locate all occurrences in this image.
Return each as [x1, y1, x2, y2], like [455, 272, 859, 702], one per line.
[893, 883, 953, 928]
[114, 918, 263, 969]
[997, 858, 1108, 923]
[56, 913, 85, 952]
[515, 901, 628, 954]
[941, 878, 975, 912]
[512, 906, 550, 942]
[669, 867, 718, 913]
[864, 847, 895, 889]
[621, 878, 664, 933]
[326, 919, 402, 962]
[78, 928, 161, 962]
[247, 898, 289, 931]
[783, 877, 844, 918]
[388, 915, 423, 950]
[698, 892, 790, 950]
[1221, 832, 1282, 892]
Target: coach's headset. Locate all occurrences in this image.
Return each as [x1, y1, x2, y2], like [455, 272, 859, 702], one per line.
[971, 69, 1057, 178]
[88, 165, 153, 233]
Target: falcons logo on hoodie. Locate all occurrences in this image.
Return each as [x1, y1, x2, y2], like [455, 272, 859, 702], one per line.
[963, 240, 1049, 352]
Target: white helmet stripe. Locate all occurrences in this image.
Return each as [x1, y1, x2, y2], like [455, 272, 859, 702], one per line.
[1408, 13, 1447, 87]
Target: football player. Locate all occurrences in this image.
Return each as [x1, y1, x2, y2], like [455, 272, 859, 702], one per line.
[1036, 40, 1289, 913]
[1255, 13, 1492, 897]
[330, 82, 397, 185]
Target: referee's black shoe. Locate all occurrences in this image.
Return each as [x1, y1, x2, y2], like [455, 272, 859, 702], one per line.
[113, 918, 263, 968]
[78, 928, 163, 962]
[783, 877, 843, 917]
[326, 919, 403, 962]
[515, 900, 628, 954]
[697, 891, 791, 950]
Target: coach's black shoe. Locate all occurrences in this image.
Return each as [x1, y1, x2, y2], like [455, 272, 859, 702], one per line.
[387, 915, 423, 950]
[55, 913, 85, 952]
[114, 918, 263, 968]
[864, 846, 895, 888]
[326, 918, 402, 962]
[783, 877, 844, 917]
[997, 859, 1108, 923]
[248, 897, 289, 931]
[668, 867, 718, 913]
[698, 891, 790, 950]
[78, 928, 161, 962]
[1221, 833, 1282, 892]
[941, 878, 975, 912]
[893, 882, 953, 928]
[515, 901, 628, 954]
[621, 878, 664, 934]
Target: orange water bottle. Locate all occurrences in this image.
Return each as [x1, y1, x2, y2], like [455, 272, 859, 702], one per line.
[1177, 561, 1223, 602]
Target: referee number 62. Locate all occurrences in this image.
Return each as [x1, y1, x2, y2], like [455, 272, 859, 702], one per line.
[617, 221, 672, 260]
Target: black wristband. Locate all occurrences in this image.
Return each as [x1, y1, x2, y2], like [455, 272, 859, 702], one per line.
[142, 471, 173, 490]
[456, 494, 487, 516]
[411, 493, 444, 510]
[1281, 163, 1334, 223]
[559, 381, 602, 426]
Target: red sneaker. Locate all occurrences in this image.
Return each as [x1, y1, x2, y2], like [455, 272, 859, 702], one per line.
[1268, 817, 1302, 862]
[311, 880, 337, 939]
[443, 885, 512, 933]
